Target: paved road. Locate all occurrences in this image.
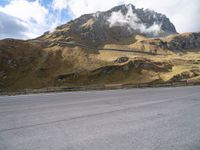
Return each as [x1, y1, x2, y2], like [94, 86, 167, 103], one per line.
[0, 86, 200, 150]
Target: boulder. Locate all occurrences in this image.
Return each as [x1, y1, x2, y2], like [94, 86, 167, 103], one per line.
[114, 57, 129, 63]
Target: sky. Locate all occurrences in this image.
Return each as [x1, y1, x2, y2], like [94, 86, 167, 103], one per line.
[0, 0, 200, 40]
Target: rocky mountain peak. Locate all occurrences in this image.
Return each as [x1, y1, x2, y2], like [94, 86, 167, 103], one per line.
[39, 4, 177, 46]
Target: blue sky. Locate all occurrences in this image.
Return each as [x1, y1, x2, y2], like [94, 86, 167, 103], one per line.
[0, 0, 200, 39]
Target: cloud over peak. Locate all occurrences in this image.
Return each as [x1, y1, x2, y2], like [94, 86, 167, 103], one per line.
[107, 4, 162, 36]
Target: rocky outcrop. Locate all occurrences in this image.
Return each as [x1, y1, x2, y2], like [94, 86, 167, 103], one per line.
[114, 57, 129, 63]
[56, 59, 173, 82]
[165, 33, 200, 50]
[169, 69, 200, 82]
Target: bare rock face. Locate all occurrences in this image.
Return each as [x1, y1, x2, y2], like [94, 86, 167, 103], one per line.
[114, 57, 129, 63]
[165, 33, 200, 50]
[169, 69, 200, 82]
[39, 4, 177, 46]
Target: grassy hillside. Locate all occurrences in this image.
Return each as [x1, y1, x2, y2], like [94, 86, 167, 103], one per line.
[0, 33, 200, 92]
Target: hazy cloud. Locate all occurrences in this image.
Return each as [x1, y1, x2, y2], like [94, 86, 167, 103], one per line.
[0, 12, 28, 39]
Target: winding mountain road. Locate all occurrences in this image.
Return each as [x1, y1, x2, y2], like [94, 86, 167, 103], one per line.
[32, 40, 157, 55]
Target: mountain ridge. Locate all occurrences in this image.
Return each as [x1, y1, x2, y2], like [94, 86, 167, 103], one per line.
[38, 4, 177, 46]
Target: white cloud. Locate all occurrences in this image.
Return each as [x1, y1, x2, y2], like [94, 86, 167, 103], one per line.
[0, 0, 48, 24]
[52, 0, 68, 10]
[0, 0, 50, 39]
[0, 0, 68, 39]
[107, 4, 162, 36]
[60, 0, 123, 18]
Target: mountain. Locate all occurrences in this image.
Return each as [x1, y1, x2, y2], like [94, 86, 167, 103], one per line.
[0, 4, 200, 92]
[38, 4, 177, 46]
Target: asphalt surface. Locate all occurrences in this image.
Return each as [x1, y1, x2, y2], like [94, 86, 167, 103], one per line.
[0, 86, 200, 150]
